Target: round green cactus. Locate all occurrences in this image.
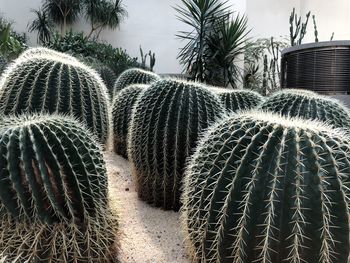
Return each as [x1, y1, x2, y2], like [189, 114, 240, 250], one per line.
[183, 111, 350, 263]
[20, 47, 79, 62]
[112, 84, 147, 159]
[0, 114, 117, 262]
[97, 65, 117, 99]
[208, 86, 264, 112]
[128, 79, 225, 211]
[0, 56, 7, 75]
[0, 48, 110, 144]
[260, 89, 350, 129]
[113, 68, 160, 95]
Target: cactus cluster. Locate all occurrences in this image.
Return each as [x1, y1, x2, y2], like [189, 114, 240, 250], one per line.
[0, 48, 110, 144]
[112, 84, 148, 158]
[97, 65, 117, 98]
[128, 79, 225, 211]
[113, 67, 160, 95]
[209, 87, 264, 112]
[260, 89, 350, 129]
[0, 114, 117, 262]
[183, 111, 350, 263]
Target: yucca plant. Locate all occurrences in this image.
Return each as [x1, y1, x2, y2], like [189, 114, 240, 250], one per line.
[83, 0, 127, 39]
[0, 114, 117, 262]
[175, 0, 231, 83]
[128, 79, 225, 211]
[0, 48, 110, 144]
[183, 111, 350, 263]
[206, 14, 250, 87]
[28, 8, 54, 44]
[43, 0, 82, 35]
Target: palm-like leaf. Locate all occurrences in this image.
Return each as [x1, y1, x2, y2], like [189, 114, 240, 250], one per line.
[174, 0, 231, 82]
[206, 14, 250, 87]
[28, 8, 54, 44]
[83, 0, 127, 38]
[43, 0, 81, 34]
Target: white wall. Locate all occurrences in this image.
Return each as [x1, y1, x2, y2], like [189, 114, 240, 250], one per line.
[0, 0, 245, 74]
[247, 0, 350, 43]
[1, 0, 350, 73]
[0, 0, 41, 41]
[300, 0, 350, 42]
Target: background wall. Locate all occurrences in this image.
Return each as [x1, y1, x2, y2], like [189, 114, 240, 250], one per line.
[0, 0, 349, 73]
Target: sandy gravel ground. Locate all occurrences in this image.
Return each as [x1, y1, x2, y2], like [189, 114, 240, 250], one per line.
[104, 151, 188, 263]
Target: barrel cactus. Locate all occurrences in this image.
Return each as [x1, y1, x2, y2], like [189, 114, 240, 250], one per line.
[0, 48, 110, 144]
[113, 68, 160, 95]
[0, 56, 7, 75]
[128, 79, 225, 211]
[112, 84, 147, 159]
[183, 111, 350, 263]
[0, 114, 117, 262]
[260, 89, 350, 129]
[209, 86, 264, 112]
[97, 65, 117, 98]
[20, 47, 78, 61]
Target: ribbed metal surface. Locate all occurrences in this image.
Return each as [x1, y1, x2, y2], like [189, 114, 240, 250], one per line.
[281, 41, 350, 94]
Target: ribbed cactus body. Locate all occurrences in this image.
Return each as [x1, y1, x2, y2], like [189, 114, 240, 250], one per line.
[0, 48, 110, 144]
[128, 79, 225, 211]
[20, 47, 79, 61]
[183, 111, 350, 263]
[112, 84, 147, 158]
[0, 114, 116, 262]
[113, 68, 160, 95]
[0, 56, 7, 75]
[260, 89, 350, 128]
[97, 65, 117, 98]
[209, 87, 264, 112]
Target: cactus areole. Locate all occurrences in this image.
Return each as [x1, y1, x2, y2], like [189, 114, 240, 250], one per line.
[183, 111, 350, 263]
[0, 48, 110, 144]
[128, 79, 225, 211]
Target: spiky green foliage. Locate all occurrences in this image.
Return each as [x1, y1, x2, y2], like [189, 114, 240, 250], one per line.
[209, 86, 264, 112]
[113, 68, 160, 95]
[0, 48, 110, 144]
[128, 79, 225, 211]
[183, 111, 350, 263]
[112, 84, 147, 159]
[97, 65, 117, 98]
[0, 114, 117, 262]
[260, 89, 350, 129]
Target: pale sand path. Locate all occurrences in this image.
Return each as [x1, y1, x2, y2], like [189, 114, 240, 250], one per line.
[105, 151, 189, 263]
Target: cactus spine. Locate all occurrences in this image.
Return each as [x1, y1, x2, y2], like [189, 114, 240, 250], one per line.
[113, 68, 160, 95]
[112, 84, 147, 158]
[0, 114, 117, 262]
[97, 65, 117, 99]
[0, 48, 110, 144]
[183, 111, 350, 263]
[260, 89, 350, 129]
[128, 79, 225, 211]
[208, 87, 264, 112]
